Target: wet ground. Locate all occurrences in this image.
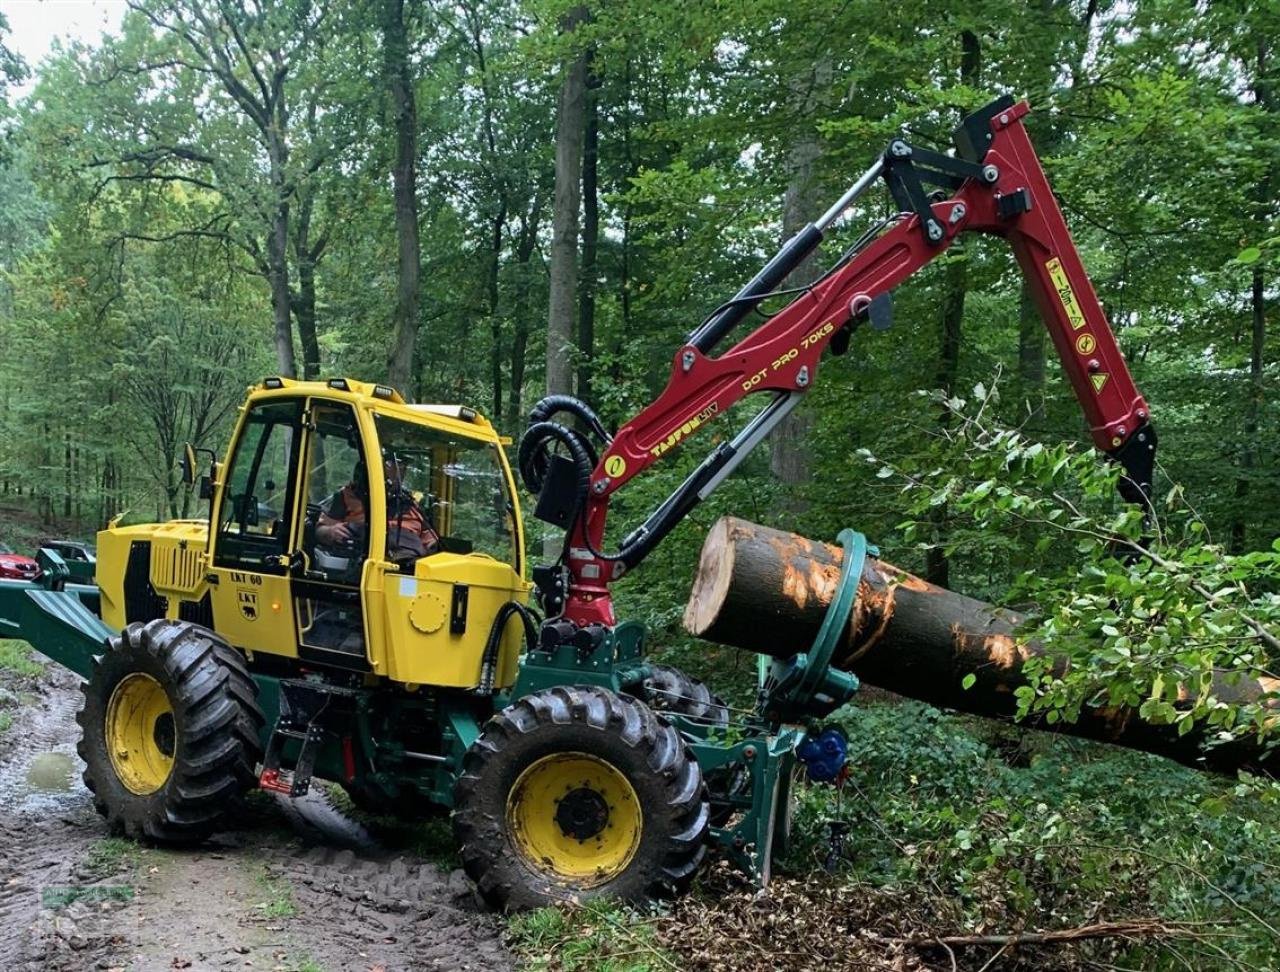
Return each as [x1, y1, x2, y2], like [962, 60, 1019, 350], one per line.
[0, 662, 514, 971]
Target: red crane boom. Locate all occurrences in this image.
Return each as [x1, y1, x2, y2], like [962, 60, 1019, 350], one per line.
[519, 97, 1156, 634]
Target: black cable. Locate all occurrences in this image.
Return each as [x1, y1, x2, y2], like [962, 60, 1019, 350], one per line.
[516, 420, 597, 498]
[476, 600, 540, 695]
[696, 283, 817, 330]
[527, 395, 612, 444]
[704, 215, 898, 326]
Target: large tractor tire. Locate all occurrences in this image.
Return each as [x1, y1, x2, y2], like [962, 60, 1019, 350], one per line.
[642, 663, 729, 727]
[77, 619, 265, 843]
[453, 685, 709, 911]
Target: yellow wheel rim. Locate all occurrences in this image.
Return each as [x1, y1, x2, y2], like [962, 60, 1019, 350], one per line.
[106, 672, 175, 795]
[506, 752, 642, 886]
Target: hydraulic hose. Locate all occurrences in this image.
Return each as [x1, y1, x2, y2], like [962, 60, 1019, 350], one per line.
[526, 395, 612, 445]
[516, 420, 597, 498]
[476, 600, 540, 696]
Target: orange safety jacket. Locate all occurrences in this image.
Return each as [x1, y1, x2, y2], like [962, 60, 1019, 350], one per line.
[327, 484, 440, 552]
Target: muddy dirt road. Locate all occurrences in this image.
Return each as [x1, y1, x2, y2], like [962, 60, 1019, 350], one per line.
[0, 661, 514, 971]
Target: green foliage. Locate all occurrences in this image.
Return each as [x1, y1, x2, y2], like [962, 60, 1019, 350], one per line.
[85, 837, 142, 877]
[784, 700, 1280, 968]
[253, 866, 297, 920]
[863, 385, 1280, 745]
[506, 899, 676, 972]
[0, 639, 43, 678]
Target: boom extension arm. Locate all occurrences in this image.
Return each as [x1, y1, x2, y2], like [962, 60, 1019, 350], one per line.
[521, 97, 1155, 629]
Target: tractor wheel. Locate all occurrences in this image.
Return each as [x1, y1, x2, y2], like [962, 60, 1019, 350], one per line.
[77, 619, 264, 843]
[452, 685, 709, 911]
[642, 664, 729, 727]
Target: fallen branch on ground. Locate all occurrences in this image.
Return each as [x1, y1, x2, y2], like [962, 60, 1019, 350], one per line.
[881, 918, 1218, 949]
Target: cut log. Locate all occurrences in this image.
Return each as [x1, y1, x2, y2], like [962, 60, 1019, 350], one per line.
[685, 516, 1280, 776]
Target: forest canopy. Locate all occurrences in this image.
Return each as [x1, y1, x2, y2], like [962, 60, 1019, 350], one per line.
[0, 0, 1272, 558]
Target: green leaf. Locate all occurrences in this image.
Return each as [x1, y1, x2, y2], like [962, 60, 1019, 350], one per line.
[962, 673, 977, 690]
[1238, 246, 1262, 264]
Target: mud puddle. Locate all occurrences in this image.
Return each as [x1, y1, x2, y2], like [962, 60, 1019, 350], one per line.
[25, 751, 75, 791]
[0, 661, 514, 971]
[0, 666, 89, 816]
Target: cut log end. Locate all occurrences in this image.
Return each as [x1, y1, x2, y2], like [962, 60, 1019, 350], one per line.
[683, 515, 845, 657]
[683, 516, 737, 639]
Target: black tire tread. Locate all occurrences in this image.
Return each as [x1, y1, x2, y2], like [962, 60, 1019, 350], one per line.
[76, 618, 265, 844]
[642, 664, 729, 727]
[453, 685, 709, 911]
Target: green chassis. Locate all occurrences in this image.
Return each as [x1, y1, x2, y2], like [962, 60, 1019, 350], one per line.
[0, 558, 824, 886]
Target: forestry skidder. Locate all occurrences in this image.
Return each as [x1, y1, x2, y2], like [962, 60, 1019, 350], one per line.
[1, 96, 1159, 909]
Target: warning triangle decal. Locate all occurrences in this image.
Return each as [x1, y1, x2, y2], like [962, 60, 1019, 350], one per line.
[1090, 372, 1109, 393]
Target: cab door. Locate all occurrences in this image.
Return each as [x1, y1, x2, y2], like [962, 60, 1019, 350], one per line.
[208, 398, 304, 655]
[290, 399, 373, 671]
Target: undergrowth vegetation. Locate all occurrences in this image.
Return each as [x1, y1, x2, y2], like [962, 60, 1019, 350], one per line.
[786, 701, 1280, 969]
[0, 639, 44, 679]
[509, 701, 1280, 970]
[507, 899, 676, 972]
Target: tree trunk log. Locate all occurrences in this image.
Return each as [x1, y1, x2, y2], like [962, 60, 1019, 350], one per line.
[684, 516, 1280, 776]
[383, 0, 421, 398]
[545, 7, 589, 402]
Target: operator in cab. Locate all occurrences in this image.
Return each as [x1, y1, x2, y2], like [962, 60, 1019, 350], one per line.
[316, 457, 441, 561]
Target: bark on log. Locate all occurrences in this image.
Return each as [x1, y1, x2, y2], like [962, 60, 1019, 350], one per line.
[684, 516, 1280, 776]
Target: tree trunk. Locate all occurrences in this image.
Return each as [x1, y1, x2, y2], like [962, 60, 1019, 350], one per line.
[267, 195, 295, 378]
[576, 51, 600, 404]
[1016, 279, 1045, 423]
[63, 432, 71, 520]
[768, 55, 831, 519]
[487, 201, 507, 418]
[292, 188, 323, 381]
[613, 56, 637, 389]
[685, 517, 1280, 777]
[1231, 39, 1272, 552]
[545, 7, 589, 399]
[1233, 266, 1265, 552]
[383, 0, 421, 397]
[926, 251, 968, 588]
[508, 197, 543, 429]
[924, 29, 981, 587]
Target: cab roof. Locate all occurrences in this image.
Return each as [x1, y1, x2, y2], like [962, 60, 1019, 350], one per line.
[249, 377, 509, 444]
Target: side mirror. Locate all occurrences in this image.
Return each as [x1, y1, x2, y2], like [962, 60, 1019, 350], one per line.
[199, 476, 214, 500]
[179, 442, 198, 486]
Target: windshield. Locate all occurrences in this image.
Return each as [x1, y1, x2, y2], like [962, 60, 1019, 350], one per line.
[373, 415, 518, 568]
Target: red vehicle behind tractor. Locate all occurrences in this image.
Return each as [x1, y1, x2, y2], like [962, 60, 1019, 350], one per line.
[0, 543, 41, 582]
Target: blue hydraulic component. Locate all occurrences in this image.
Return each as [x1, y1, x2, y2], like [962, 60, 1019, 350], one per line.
[797, 728, 848, 783]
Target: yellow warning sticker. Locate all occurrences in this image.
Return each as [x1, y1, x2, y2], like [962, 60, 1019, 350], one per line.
[1090, 372, 1109, 393]
[604, 454, 627, 478]
[1075, 332, 1096, 355]
[1046, 257, 1088, 331]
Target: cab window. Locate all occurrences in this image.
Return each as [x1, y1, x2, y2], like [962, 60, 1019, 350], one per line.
[214, 400, 301, 571]
[301, 402, 370, 584]
[373, 415, 518, 568]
